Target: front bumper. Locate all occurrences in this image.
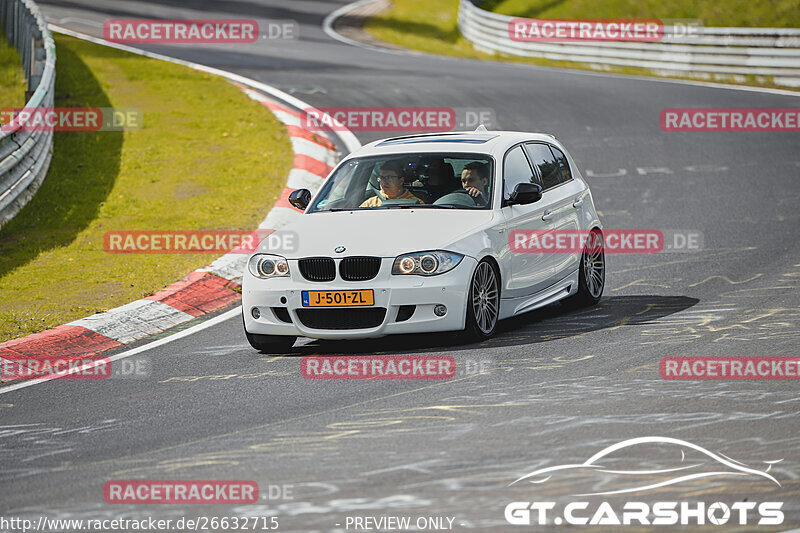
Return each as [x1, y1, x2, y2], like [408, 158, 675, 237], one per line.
[242, 256, 476, 340]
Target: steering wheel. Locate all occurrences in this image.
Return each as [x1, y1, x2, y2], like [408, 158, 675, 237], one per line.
[449, 188, 485, 206]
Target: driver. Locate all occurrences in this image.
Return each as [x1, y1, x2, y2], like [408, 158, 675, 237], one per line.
[461, 161, 490, 204]
[359, 161, 424, 208]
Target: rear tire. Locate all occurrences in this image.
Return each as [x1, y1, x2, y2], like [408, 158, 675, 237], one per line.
[464, 259, 500, 341]
[569, 227, 605, 307]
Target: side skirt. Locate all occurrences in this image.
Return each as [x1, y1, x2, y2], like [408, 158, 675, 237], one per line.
[498, 269, 579, 320]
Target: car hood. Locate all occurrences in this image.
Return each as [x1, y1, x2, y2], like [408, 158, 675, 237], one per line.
[262, 209, 498, 258]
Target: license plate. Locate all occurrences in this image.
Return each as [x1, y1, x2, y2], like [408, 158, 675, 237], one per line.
[301, 289, 374, 307]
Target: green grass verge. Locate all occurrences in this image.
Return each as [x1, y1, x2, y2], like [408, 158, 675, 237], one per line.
[484, 0, 800, 28]
[0, 35, 293, 342]
[363, 0, 799, 91]
[0, 32, 26, 110]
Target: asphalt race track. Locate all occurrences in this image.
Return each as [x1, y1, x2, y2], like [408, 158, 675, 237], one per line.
[2, 0, 799, 531]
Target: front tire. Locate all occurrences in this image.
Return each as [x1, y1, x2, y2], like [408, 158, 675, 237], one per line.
[243, 313, 296, 353]
[464, 259, 500, 341]
[245, 332, 296, 354]
[569, 227, 605, 307]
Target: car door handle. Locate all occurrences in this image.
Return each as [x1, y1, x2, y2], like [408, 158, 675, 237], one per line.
[542, 210, 554, 221]
[572, 198, 583, 208]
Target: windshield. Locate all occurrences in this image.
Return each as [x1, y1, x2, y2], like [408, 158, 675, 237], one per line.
[307, 153, 495, 212]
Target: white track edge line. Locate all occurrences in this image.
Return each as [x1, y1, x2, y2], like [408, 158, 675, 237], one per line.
[1, 26, 363, 393]
[0, 307, 242, 395]
[322, 0, 409, 56]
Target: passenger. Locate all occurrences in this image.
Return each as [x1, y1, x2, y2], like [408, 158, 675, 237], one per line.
[360, 161, 423, 207]
[461, 161, 490, 204]
[425, 159, 459, 201]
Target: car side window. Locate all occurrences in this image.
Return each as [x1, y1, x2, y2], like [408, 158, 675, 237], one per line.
[550, 145, 573, 183]
[524, 143, 562, 190]
[503, 145, 535, 200]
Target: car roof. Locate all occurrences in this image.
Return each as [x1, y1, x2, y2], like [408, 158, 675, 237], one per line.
[351, 131, 560, 158]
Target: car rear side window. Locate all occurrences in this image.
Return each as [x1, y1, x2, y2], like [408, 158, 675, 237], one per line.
[503, 145, 535, 200]
[524, 143, 562, 190]
[550, 145, 573, 182]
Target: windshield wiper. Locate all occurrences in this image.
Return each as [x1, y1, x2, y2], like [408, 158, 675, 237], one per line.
[317, 205, 463, 211]
[378, 204, 458, 209]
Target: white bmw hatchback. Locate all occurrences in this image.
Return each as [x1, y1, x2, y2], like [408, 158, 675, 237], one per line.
[242, 130, 604, 352]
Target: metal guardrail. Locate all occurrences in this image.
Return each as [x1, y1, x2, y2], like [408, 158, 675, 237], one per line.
[0, 0, 55, 229]
[458, 0, 800, 86]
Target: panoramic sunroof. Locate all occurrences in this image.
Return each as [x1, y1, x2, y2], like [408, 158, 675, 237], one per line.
[377, 134, 499, 146]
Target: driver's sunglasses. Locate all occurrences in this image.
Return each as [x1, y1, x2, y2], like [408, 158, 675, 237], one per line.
[377, 174, 402, 183]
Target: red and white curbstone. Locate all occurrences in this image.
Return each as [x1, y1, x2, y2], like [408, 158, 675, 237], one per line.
[0, 30, 353, 377]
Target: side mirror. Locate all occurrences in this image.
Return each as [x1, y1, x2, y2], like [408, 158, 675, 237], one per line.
[288, 188, 311, 210]
[507, 182, 542, 206]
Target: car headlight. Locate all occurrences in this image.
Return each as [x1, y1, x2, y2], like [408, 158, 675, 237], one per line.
[392, 251, 464, 276]
[248, 254, 290, 278]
